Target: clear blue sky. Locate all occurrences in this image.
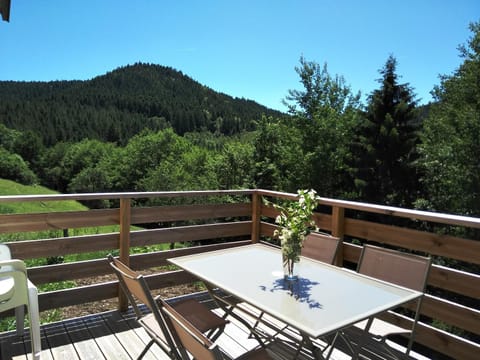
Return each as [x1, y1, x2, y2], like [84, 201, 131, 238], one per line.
[1, 1, 478, 111]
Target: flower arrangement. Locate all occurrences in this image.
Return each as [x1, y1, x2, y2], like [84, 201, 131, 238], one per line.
[272, 189, 318, 279]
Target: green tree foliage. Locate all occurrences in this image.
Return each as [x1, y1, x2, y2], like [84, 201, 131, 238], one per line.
[12, 130, 44, 170]
[0, 147, 38, 185]
[351, 55, 420, 206]
[139, 146, 218, 192]
[38, 139, 117, 193]
[0, 124, 39, 185]
[37, 142, 75, 192]
[283, 57, 362, 197]
[0, 124, 21, 151]
[418, 22, 480, 216]
[215, 138, 255, 190]
[284, 56, 361, 119]
[63, 140, 116, 189]
[115, 128, 220, 193]
[114, 128, 192, 191]
[252, 116, 305, 192]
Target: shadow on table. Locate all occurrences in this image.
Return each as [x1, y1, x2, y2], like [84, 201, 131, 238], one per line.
[260, 277, 322, 309]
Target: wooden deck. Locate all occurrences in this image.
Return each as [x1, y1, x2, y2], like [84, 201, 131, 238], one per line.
[0, 294, 433, 360]
[0, 307, 316, 360]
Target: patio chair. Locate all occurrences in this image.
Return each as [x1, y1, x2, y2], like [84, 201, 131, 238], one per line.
[162, 300, 275, 360]
[0, 244, 41, 360]
[301, 232, 341, 264]
[107, 254, 229, 360]
[336, 245, 431, 359]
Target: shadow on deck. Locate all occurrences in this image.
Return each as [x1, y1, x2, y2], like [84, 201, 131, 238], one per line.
[0, 292, 432, 360]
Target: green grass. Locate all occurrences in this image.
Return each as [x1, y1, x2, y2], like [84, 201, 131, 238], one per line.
[0, 178, 87, 214]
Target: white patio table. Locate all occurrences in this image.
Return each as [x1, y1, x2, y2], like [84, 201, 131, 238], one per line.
[168, 243, 422, 359]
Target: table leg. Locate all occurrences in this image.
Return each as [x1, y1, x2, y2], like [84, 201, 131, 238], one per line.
[203, 282, 268, 346]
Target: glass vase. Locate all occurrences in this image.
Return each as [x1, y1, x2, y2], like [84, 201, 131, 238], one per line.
[282, 253, 299, 281]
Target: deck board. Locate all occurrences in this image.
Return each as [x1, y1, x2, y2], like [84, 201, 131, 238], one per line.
[0, 292, 431, 360]
[68, 316, 111, 360]
[43, 321, 79, 359]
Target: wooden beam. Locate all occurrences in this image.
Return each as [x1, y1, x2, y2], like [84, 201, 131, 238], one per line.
[331, 206, 345, 266]
[118, 198, 131, 311]
[251, 192, 261, 243]
[344, 217, 480, 264]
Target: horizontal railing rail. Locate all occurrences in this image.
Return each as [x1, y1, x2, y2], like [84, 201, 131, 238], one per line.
[0, 189, 478, 359]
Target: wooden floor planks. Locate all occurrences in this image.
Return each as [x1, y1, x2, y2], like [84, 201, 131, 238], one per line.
[0, 293, 429, 360]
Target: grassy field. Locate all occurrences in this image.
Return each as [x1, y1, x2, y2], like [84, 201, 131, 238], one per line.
[0, 179, 87, 213]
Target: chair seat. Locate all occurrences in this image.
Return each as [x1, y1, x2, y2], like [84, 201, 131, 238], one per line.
[354, 318, 408, 338]
[168, 298, 228, 333]
[0, 252, 41, 360]
[237, 347, 272, 360]
[0, 277, 15, 301]
[339, 325, 413, 360]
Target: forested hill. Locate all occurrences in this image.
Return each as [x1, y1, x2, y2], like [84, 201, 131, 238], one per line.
[0, 63, 283, 145]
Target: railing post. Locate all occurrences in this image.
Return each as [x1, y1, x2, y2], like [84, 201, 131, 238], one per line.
[331, 205, 345, 266]
[118, 198, 131, 311]
[251, 192, 261, 243]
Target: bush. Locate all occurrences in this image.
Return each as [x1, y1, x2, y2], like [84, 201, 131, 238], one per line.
[0, 147, 38, 185]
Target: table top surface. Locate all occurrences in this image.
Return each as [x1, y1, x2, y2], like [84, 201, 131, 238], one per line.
[168, 243, 422, 338]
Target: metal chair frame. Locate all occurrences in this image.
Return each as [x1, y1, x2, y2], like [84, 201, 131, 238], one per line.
[335, 244, 431, 359]
[162, 301, 274, 360]
[107, 254, 227, 360]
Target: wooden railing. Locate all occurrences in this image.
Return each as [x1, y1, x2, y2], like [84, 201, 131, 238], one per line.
[0, 189, 479, 359]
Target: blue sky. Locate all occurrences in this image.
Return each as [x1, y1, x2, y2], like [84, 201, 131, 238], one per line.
[1, 1, 478, 111]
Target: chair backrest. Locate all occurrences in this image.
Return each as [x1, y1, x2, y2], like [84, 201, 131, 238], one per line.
[301, 232, 341, 264]
[107, 254, 180, 356]
[0, 258, 29, 311]
[357, 245, 431, 355]
[107, 255, 154, 316]
[162, 302, 224, 360]
[357, 245, 431, 292]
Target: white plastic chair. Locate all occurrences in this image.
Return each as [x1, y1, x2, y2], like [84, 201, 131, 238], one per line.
[0, 244, 41, 359]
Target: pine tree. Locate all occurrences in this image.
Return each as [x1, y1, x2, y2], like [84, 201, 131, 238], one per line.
[352, 55, 420, 206]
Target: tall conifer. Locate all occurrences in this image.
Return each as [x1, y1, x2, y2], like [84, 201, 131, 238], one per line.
[351, 55, 419, 206]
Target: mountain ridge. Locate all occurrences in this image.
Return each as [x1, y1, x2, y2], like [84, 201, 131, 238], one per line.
[0, 62, 283, 145]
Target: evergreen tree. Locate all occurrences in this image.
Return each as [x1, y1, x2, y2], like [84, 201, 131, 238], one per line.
[351, 55, 420, 206]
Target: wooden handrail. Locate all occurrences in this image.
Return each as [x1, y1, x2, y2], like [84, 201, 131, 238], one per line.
[0, 189, 255, 202]
[256, 189, 480, 228]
